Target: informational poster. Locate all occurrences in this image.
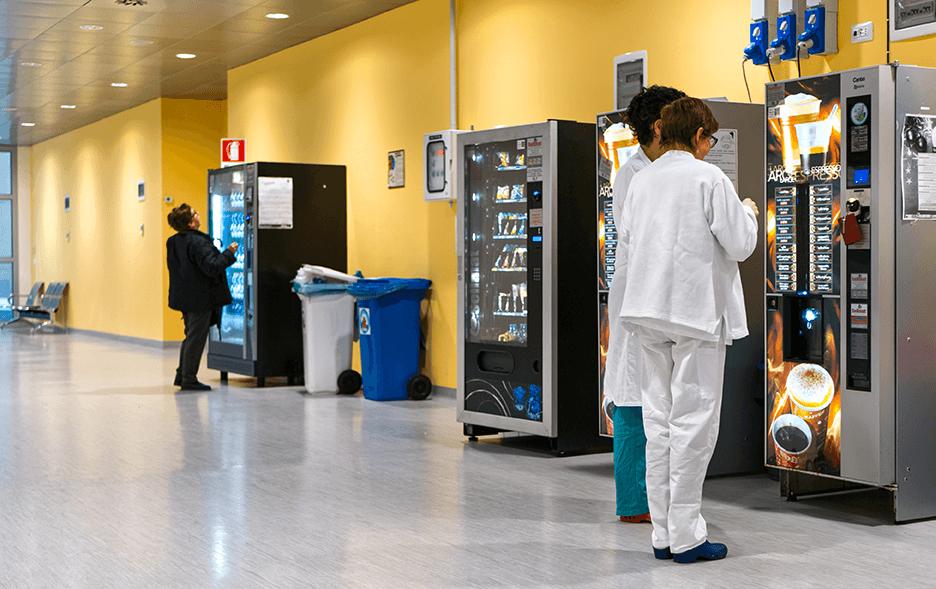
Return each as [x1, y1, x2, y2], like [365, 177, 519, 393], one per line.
[705, 128, 739, 192]
[388, 149, 405, 188]
[900, 114, 936, 219]
[258, 176, 293, 229]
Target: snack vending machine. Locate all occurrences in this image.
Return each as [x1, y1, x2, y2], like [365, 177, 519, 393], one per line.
[455, 120, 609, 455]
[765, 65, 936, 521]
[596, 102, 766, 476]
[207, 162, 347, 387]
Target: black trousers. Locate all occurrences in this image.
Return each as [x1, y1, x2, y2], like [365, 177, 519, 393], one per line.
[177, 309, 213, 385]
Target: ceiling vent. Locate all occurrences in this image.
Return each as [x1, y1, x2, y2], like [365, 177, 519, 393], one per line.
[115, 0, 148, 6]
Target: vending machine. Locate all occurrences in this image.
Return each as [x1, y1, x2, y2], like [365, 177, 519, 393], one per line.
[596, 101, 766, 476]
[207, 162, 347, 387]
[764, 65, 936, 521]
[455, 120, 609, 455]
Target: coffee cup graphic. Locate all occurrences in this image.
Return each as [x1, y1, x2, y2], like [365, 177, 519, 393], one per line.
[771, 413, 813, 469]
[777, 94, 822, 172]
[603, 122, 639, 183]
[786, 363, 835, 448]
[794, 104, 839, 174]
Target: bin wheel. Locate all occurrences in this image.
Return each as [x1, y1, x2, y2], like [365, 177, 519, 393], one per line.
[337, 370, 362, 395]
[407, 374, 433, 400]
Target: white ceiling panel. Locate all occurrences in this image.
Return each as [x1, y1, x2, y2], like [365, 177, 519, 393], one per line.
[0, 0, 416, 144]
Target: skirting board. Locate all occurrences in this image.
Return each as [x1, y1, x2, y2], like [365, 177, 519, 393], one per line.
[70, 328, 181, 349]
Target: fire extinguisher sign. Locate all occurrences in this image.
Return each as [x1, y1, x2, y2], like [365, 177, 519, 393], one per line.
[221, 138, 246, 167]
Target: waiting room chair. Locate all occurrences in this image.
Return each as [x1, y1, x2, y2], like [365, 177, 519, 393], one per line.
[2, 282, 45, 330]
[12, 282, 68, 333]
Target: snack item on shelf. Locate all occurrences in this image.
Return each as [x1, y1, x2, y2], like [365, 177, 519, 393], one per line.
[498, 152, 511, 168]
[496, 185, 511, 201]
[515, 153, 526, 167]
[510, 184, 525, 201]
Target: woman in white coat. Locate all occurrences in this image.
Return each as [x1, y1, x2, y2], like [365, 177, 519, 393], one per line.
[605, 85, 685, 524]
[619, 97, 759, 563]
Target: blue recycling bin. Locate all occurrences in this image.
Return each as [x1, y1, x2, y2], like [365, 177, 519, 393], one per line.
[349, 278, 432, 401]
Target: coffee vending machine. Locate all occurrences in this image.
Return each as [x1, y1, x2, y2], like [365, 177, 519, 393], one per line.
[455, 120, 610, 455]
[765, 65, 936, 521]
[597, 101, 766, 476]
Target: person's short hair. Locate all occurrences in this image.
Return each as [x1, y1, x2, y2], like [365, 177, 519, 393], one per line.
[660, 97, 719, 149]
[167, 204, 194, 232]
[624, 85, 687, 145]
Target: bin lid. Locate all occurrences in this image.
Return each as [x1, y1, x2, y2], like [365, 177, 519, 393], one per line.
[348, 278, 431, 299]
[292, 281, 352, 296]
[294, 265, 360, 284]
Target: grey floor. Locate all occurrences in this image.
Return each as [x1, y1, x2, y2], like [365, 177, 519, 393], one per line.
[1, 330, 934, 588]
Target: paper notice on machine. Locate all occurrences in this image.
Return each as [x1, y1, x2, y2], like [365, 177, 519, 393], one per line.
[258, 176, 294, 229]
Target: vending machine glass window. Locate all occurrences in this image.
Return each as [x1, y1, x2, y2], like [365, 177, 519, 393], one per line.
[208, 169, 246, 348]
[465, 139, 530, 347]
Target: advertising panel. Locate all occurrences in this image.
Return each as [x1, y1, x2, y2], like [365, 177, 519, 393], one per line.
[765, 74, 843, 476]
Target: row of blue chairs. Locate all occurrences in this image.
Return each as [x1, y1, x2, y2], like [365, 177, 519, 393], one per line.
[2, 282, 69, 333]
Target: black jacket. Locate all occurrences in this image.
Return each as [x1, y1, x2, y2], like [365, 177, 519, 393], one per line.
[167, 230, 236, 312]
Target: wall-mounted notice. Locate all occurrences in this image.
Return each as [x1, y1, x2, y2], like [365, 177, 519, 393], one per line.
[388, 149, 405, 188]
[705, 128, 740, 192]
[901, 114, 936, 219]
[258, 176, 293, 229]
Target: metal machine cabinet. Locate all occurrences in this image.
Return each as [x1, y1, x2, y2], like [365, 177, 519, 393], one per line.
[764, 65, 936, 521]
[206, 162, 347, 387]
[455, 120, 609, 455]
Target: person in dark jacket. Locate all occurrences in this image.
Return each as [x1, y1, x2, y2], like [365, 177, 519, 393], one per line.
[167, 203, 238, 391]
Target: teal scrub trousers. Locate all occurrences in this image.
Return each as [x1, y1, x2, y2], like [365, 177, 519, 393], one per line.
[613, 405, 650, 516]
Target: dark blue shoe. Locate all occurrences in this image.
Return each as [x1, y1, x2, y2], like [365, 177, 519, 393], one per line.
[653, 547, 673, 560]
[673, 541, 728, 564]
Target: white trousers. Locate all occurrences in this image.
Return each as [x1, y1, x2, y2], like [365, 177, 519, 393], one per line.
[633, 324, 726, 554]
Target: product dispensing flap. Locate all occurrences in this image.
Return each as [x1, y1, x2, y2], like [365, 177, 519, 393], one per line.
[842, 213, 863, 246]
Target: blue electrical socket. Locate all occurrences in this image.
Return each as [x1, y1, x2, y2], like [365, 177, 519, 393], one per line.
[744, 19, 770, 65]
[798, 6, 826, 54]
[770, 13, 798, 61]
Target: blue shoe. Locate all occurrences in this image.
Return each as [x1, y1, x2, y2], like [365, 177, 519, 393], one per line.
[653, 547, 673, 560]
[673, 541, 728, 564]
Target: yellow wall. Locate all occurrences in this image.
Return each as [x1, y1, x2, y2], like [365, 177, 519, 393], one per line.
[31, 98, 225, 341]
[456, 0, 888, 129]
[31, 99, 164, 340]
[160, 99, 227, 341]
[227, 0, 455, 385]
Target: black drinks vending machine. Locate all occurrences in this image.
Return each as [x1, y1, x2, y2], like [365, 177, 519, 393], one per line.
[206, 162, 346, 387]
[455, 120, 609, 455]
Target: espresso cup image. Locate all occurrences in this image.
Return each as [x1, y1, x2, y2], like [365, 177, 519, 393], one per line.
[771, 413, 813, 469]
[777, 93, 822, 172]
[786, 363, 835, 448]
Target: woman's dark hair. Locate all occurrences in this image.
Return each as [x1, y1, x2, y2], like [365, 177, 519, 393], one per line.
[167, 203, 194, 232]
[624, 85, 687, 145]
[660, 97, 719, 149]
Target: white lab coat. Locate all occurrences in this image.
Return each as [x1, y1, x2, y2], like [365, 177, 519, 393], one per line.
[619, 150, 757, 342]
[619, 149, 757, 554]
[602, 147, 652, 408]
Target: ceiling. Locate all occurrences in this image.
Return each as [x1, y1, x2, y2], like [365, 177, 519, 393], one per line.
[0, 0, 415, 145]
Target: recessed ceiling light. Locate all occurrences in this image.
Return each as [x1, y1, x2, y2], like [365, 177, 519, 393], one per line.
[79, 24, 104, 32]
[21, 122, 36, 127]
[60, 104, 78, 110]
[2, 108, 16, 113]
[265, 12, 290, 19]
[129, 38, 155, 47]
[175, 53, 197, 60]
[111, 82, 129, 88]
[20, 61, 43, 68]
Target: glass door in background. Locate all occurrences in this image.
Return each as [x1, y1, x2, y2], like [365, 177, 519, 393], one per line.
[0, 150, 14, 322]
